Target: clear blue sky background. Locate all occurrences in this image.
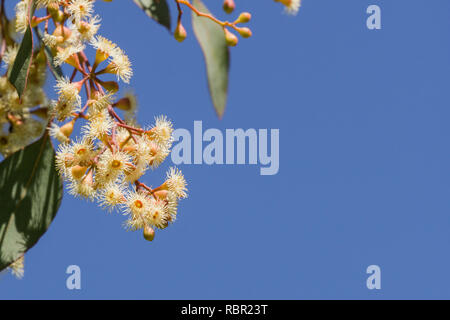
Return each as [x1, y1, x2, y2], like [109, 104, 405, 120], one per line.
[2, 0, 450, 299]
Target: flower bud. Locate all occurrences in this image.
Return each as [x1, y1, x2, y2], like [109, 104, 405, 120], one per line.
[143, 225, 155, 241]
[48, 4, 63, 22]
[237, 27, 252, 38]
[224, 28, 238, 47]
[174, 22, 187, 43]
[98, 80, 119, 93]
[60, 120, 75, 138]
[114, 97, 132, 111]
[61, 50, 80, 70]
[94, 49, 109, 66]
[152, 182, 168, 193]
[71, 165, 88, 180]
[55, 10, 64, 23]
[234, 12, 252, 24]
[78, 21, 92, 35]
[153, 190, 169, 200]
[52, 25, 72, 43]
[223, 0, 235, 14]
[47, 3, 60, 14]
[72, 80, 84, 93]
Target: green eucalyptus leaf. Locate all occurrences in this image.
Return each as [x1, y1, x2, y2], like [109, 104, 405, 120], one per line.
[133, 0, 171, 31]
[0, 134, 63, 271]
[8, 0, 36, 97]
[192, 0, 230, 118]
[8, 26, 34, 98]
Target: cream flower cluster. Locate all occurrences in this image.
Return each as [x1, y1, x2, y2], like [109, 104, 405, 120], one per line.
[54, 113, 188, 240]
[13, 0, 189, 241]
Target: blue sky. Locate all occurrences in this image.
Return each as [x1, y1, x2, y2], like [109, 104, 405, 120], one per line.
[2, 0, 450, 299]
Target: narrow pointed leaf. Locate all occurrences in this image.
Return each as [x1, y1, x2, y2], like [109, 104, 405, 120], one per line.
[192, 0, 230, 118]
[133, 0, 171, 31]
[0, 134, 63, 271]
[8, 26, 34, 98]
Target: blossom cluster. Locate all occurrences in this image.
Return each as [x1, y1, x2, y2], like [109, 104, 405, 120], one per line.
[13, 0, 188, 242]
[1, 0, 303, 279]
